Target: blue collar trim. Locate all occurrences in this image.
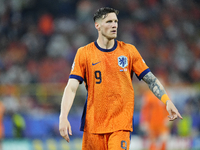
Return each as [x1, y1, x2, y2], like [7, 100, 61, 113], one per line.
[94, 40, 117, 52]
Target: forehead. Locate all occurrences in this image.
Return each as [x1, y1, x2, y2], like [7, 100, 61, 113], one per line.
[102, 12, 118, 21]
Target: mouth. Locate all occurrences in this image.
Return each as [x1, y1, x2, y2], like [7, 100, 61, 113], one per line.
[111, 30, 117, 33]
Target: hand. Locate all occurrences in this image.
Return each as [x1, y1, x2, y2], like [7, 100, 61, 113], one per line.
[59, 117, 72, 142]
[166, 100, 183, 121]
[140, 122, 149, 132]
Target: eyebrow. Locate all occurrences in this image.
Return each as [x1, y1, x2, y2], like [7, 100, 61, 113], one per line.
[105, 18, 118, 22]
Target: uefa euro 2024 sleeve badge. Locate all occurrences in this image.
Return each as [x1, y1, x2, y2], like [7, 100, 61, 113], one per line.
[118, 56, 128, 72]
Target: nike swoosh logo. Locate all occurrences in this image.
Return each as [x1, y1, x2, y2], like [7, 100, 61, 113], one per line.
[92, 61, 101, 66]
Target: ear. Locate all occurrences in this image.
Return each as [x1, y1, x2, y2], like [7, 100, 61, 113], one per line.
[95, 22, 100, 31]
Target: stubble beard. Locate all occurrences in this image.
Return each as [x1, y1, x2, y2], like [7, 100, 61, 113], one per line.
[102, 32, 117, 40]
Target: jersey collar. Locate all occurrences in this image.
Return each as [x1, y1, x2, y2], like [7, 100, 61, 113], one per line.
[94, 40, 117, 52]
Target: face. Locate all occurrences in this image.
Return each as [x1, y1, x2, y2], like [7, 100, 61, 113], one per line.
[95, 13, 118, 40]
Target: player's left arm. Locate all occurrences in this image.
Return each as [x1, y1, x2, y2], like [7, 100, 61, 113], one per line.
[142, 72, 183, 121]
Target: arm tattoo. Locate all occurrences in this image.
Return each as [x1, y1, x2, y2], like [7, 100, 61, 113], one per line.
[142, 72, 167, 100]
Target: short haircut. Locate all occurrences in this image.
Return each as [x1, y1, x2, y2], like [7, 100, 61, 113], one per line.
[93, 7, 119, 22]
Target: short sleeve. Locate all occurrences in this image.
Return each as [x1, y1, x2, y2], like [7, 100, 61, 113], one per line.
[131, 46, 150, 80]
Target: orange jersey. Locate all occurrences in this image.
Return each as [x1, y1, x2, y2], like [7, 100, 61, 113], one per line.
[140, 91, 169, 133]
[70, 40, 150, 133]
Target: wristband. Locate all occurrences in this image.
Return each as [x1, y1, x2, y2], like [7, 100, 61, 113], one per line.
[161, 94, 170, 104]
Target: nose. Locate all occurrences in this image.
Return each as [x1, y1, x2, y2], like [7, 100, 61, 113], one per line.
[112, 22, 118, 28]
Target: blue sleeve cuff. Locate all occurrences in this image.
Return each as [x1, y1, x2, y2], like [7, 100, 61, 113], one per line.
[136, 68, 151, 80]
[69, 74, 84, 84]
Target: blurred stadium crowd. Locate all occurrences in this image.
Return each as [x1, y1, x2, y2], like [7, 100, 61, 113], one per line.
[0, 0, 200, 84]
[0, 0, 199, 144]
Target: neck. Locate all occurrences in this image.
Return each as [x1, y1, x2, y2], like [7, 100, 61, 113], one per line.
[96, 37, 115, 49]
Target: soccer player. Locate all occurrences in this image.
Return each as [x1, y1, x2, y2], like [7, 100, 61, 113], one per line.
[59, 7, 182, 150]
[140, 89, 170, 150]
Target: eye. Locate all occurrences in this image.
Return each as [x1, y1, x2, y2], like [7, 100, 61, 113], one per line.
[107, 20, 112, 23]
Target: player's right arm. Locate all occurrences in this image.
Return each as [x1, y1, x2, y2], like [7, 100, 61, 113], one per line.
[59, 78, 80, 142]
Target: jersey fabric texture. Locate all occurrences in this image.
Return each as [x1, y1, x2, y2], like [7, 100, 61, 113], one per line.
[70, 40, 150, 134]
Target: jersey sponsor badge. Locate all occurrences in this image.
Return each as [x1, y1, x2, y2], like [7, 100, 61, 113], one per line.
[118, 56, 128, 68]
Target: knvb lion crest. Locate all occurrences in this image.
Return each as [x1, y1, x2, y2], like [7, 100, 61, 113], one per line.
[118, 56, 128, 68]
